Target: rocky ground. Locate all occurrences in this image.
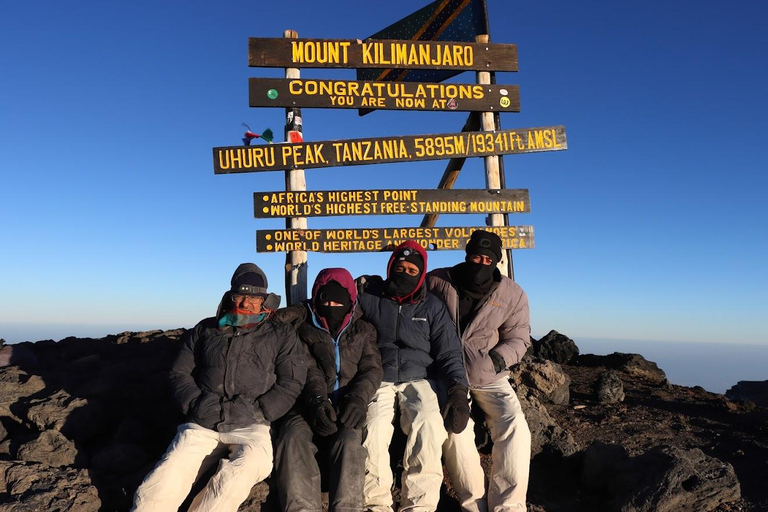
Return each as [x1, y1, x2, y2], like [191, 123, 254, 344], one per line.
[0, 330, 765, 511]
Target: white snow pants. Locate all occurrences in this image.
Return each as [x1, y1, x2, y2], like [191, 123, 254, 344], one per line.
[363, 379, 448, 512]
[131, 422, 272, 512]
[443, 378, 531, 512]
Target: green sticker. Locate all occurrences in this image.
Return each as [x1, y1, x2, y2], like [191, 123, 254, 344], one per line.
[267, 89, 278, 99]
[500, 96, 511, 108]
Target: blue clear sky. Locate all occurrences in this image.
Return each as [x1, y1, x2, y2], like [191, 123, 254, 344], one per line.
[1, 0, 767, 347]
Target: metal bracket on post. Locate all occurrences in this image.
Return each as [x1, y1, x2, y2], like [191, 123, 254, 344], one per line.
[283, 29, 308, 305]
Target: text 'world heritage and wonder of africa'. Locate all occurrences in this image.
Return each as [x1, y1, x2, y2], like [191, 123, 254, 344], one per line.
[256, 226, 535, 253]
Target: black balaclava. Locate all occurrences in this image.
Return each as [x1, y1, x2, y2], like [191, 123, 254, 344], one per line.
[460, 230, 503, 293]
[315, 281, 352, 336]
[385, 247, 424, 298]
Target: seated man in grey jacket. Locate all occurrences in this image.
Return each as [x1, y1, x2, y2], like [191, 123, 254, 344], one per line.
[426, 230, 532, 512]
[132, 263, 307, 512]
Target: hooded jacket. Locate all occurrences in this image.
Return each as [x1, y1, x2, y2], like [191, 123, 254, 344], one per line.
[426, 265, 531, 387]
[357, 241, 468, 386]
[274, 268, 383, 409]
[170, 294, 307, 432]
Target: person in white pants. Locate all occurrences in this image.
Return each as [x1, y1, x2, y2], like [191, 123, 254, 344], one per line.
[131, 263, 306, 512]
[357, 241, 471, 512]
[427, 230, 533, 512]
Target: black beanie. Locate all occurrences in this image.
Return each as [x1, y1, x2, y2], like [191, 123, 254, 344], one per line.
[315, 281, 351, 307]
[393, 247, 424, 275]
[465, 230, 503, 263]
[230, 263, 269, 296]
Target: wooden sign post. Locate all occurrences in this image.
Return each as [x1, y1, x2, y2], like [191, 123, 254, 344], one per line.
[283, 30, 307, 305]
[212, 4, 567, 302]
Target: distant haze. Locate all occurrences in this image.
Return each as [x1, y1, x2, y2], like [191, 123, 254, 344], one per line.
[572, 337, 768, 395]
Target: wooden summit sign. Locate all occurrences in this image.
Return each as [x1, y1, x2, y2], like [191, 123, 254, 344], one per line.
[249, 38, 518, 71]
[256, 226, 535, 253]
[214, 125, 566, 174]
[249, 78, 519, 112]
[254, 188, 530, 218]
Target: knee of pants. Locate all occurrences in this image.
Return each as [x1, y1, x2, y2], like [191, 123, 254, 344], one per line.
[279, 421, 313, 448]
[336, 426, 362, 445]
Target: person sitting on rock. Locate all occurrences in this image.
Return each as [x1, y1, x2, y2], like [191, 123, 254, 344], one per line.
[426, 229, 532, 512]
[357, 240, 471, 512]
[272, 267, 383, 512]
[131, 263, 306, 512]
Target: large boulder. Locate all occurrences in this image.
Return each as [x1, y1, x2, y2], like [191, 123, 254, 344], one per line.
[0, 460, 100, 511]
[0, 367, 45, 421]
[608, 446, 740, 512]
[519, 395, 578, 458]
[726, 380, 768, 407]
[528, 330, 579, 364]
[510, 357, 571, 405]
[595, 370, 625, 404]
[22, 389, 104, 443]
[16, 429, 82, 467]
[577, 352, 667, 386]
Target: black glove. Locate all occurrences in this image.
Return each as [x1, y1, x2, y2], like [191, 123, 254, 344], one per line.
[442, 383, 471, 434]
[339, 394, 367, 430]
[307, 397, 338, 436]
[489, 349, 507, 373]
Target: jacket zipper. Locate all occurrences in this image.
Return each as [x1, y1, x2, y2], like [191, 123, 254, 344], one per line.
[396, 304, 402, 383]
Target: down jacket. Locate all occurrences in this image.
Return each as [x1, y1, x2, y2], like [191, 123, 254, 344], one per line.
[274, 268, 383, 408]
[357, 241, 468, 387]
[426, 265, 531, 387]
[170, 302, 307, 432]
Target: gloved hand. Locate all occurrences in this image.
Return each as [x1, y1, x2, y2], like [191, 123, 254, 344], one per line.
[489, 349, 507, 374]
[339, 394, 367, 430]
[442, 383, 471, 434]
[307, 396, 338, 436]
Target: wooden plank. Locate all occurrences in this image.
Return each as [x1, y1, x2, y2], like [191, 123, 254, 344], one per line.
[213, 125, 566, 174]
[254, 188, 530, 218]
[249, 78, 520, 112]
[248, 38, 518, 71]
[256, 226, 535, 253]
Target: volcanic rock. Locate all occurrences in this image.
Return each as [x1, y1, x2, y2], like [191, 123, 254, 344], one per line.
[528, 330, 580, 364]
[0, 460, 100, 511]
[609, 446, 741, 512]
[16, 429, 81, 467]
[595, 370, 625, 403]
[577, 352, 667, 385]
[510, 357, 571, 405]
[726, 380, 768, 407]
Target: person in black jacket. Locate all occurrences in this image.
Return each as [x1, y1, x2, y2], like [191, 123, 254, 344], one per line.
[357, 240, 471, 512]
[131, 263, 306, 512]
[273, 267, 383, 512]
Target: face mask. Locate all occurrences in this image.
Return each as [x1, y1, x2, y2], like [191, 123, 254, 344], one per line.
[386, 272, 420, 297]
[316, 303, 349, 334]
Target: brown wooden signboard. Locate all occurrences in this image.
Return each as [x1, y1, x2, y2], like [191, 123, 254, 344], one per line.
[249, 78, 520, 112]
[214, 125, 566, 174]
[254, 188, 530, 218]
[256, 225, 534, 253]
[249, 38, 518, 72]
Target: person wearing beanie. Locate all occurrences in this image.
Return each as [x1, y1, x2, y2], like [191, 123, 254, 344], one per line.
[131, 263, 306, 512]
[426, 230, 532, 512]
[272, 268, 382, 512]
[356, 240, 470, 512]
